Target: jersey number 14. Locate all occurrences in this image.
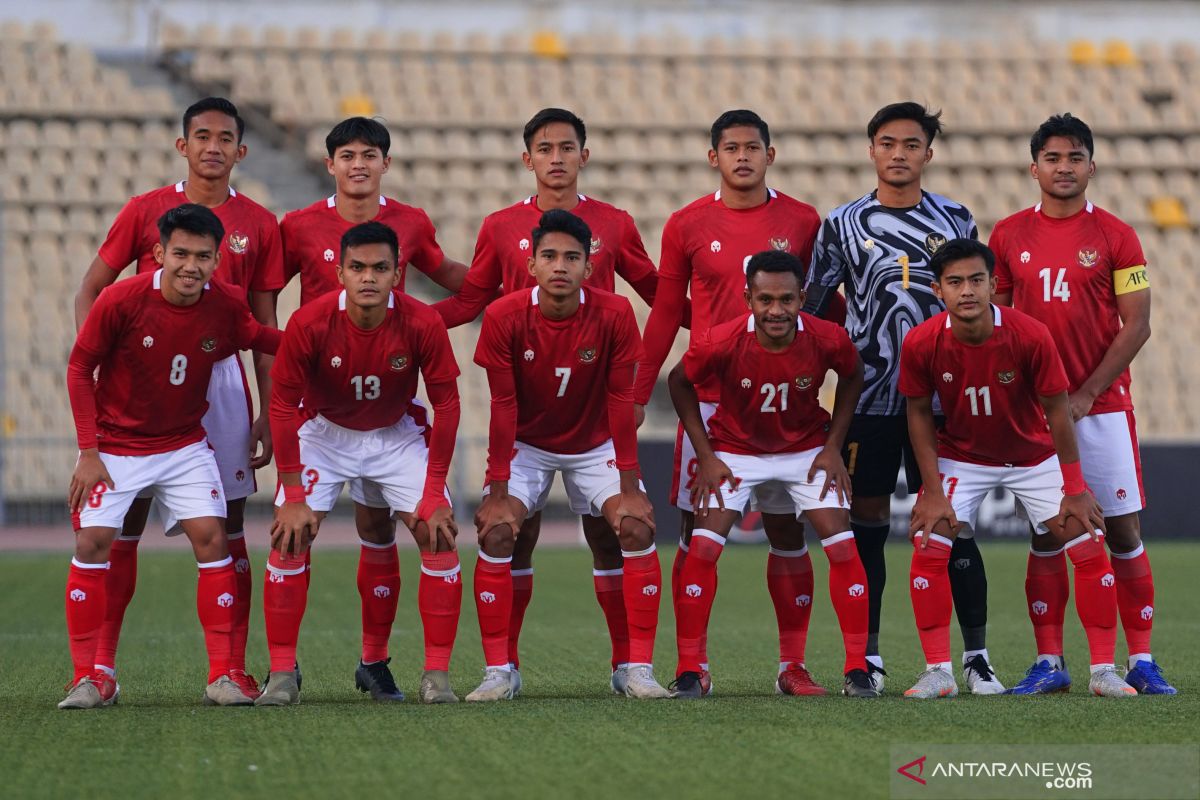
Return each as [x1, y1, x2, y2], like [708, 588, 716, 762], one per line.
[1039, 268, 1071, 302]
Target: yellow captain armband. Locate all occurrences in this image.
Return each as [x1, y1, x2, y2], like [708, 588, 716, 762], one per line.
[1113, 265, 1150, 295]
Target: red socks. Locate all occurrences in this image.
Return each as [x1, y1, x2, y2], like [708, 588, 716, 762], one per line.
[594, 568, 631, 669]
[622, 547, 662, 666]
[263, 550, 308, 673]
[418, 551, 462, 671]
[94, 537, 138, 672]
[1025, 548, 1068, 657]
[822, 532, 870, 673]
[226, 532, 252, 672]
[675, 530, 724, 676]
[508, 569, 534, 668]
[357, 540, 400, 664]
[908, 534, 954, 668]
[767, 546, 814, 666]
[674, 538, 712, 670]
[474, 553, 513, 668]
[1065, 535, 1118, 666]
[65, 559, 109, 682]
[1110, 543, 1155, 660]
[196, 557, 237, 683]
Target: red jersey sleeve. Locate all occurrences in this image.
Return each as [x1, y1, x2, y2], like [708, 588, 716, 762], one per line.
[250, 216, 286, 292]
[68, 290, 125, 449]
[989, 223, 1013, 295]
[1108, 223, 1147, 271]
[232, 303, 282, 356]
[1026, 322, 1071, 397]
[475, 307, 518, 481]
[606, 303, 644, 472]
[472, 304, 513, 371]
[681, 329, 717, 387]
[633, 216, 690, 403]
[611, 302, 645, 366]
[409, 210, 447, 276]
[433, 217, 503, 328]
[96, 197, 144, 271]
[898, 329, 934, 398]
[418, 377, 460, 517]
[415, 312, 461, 386]
[614, 211, 658, 306]
[279, 214, 302, 286]
[268, 321, 312, 474]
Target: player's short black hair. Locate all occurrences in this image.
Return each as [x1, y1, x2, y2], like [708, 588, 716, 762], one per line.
[183, 97, 245, 142]
[326, 117, 391, 157]
[523, 108, 587, 151]
[531, 209, 592, 256]
[929, 238, 995, 281]
[157, 203, 225, 248]
[340, 221, 399, 264]
[745, 250, 805, 291]
[867, 102, 942, 145]
[1030, 113, 1094, 161]
[710, 109, 770, 150]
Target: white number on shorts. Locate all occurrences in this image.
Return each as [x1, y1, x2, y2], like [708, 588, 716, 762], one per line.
[168, 354, 188, 385]
[555, 367, 572, 398]
[1039, 267, 1071, 302]
[351, 375, 381, 400]
[964, 385, 992, 416]
[759, 382, 789, 413]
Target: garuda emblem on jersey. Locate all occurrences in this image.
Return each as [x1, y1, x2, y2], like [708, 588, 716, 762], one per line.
[1077, 248, 1099, 268]
[769, 237, 790, 251]
[201, 337, 217, 353]
[925, 233, 947, 254]
[227, 233, 248, 254]
[590, 238, 602, 255]
[794, 375, 813, 390]
[997, 370, 1016, 384]
[577, 346, 597, 364]
[389, 353, 410, 372]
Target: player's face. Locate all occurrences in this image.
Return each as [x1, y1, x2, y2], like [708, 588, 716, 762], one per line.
[933, 257, 995, 323]
[337, 242, 399, 309]
[527, 231, 592, 299]
[709, 126, 774, 191]
[1032, 135, 1094, 201]
[176, 111, 246, 180]
[153, 230, 220, 304]
[522, 123, 588, 190]
[745, 270, 804, 343]
[327, 140, 391, 200]
[869, 119, 932, 188]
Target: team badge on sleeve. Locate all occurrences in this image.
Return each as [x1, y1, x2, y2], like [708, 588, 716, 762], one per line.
[201, 337, 217, 353]
[997, 370, 1015, 384]
[577, 346, 597, 364]
[794, 375, 813, 390]
[1077, 248, 1099, 268]
[227, 233, 249, 254]
[389, 354, 410, 372]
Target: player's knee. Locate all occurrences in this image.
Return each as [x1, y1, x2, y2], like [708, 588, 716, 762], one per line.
[1103, 513, 1141, 552]
[617, 518, 654, 552]
[481, 526, 516, 558]
[73, 529, 111, 563]
[850, 494, 891, 523]
[183, 518, 229, 561]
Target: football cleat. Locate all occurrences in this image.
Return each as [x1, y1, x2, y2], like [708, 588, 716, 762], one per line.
[228, 669, 261, 701]
[1005, 659, 1071, 695]
[204, 674, 255, 706]
[610, 665, 630, 695]
[510, 667, 523, 698]
[295, 660, 303, 692]
[842, 669, 881, 698]
[699, 669, 714, 696]
[1089, 666, 1138, 698]
[418, 670, 459, 704]
[776, 663, 828, 696]
[668, 671, 704, 700]
[254, 670, 300, 706]
[355, 658, 405, 702]
[904, 666, 959, 699]
[867, 662, 887, 694]
[58, 673, 119, 710]
[622, 664, 670, 699]
[962, 654, 1006, 695]
[1126, 660, 1178, 695]
[465, 667, 515, 702]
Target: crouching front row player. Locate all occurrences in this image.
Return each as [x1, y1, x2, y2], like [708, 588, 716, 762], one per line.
[667, 250, 878, 699]
[264, 221, 463, 706]
[899, 238, 1130, 698]
[62, 204, 281, 708]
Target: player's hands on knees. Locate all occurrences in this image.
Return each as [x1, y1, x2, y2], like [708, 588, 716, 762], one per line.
[608, 488, 656, 536]
[1057, 490, 1106, 542]
[690, 454, 734, 518]
[271, 502, 316, 555]
[249, 414, 273, 469]
[474, 491, 520, 545]
[809, 444, 852, 506]
[421, 503, 458, 553]
[909, 491, 960, 548]
[68, 449, 114, 514]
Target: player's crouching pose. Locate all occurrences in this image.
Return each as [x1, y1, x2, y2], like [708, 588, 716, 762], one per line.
[469, 209, 670, 701]
[667, 250, 877, 699]
[899, 238, 1129, 698]
[263, 222, 463, 706]
[62, 204, 281, 709]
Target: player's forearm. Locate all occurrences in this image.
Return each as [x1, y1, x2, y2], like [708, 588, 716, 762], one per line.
[432, 271, 496, 328]
[618, 469, 641, 494]
[906, 399, 944, 497]
[253, 352, 274, 411]
[431, 257, 469, 293]
[485, 369, 519, 482]
[268, 388, 305, 473]
[826, 361, 864, 451]
[667, 363, 715, 462]
[73, 287, 98, 333]
[801, 283, 837, 317]
[606, 361, 640, 471]
[421, 381, 461, 505]
[66, 354, 100, 450]
[1078, 313, 1150, 400]
[625, 270, 659, 308]
[1041, 393, 1083, 467]
[633, 276, 688, 403]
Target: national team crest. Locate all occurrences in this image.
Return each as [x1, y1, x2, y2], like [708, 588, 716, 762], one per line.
[577, 346, 597, 364]
[1077, 248, 1099, 268]
[389, 353, 410, 372]
[201, 337, 217, 353]
[997, 370, 1015, 384]
[769, 237, 790, 251]
[227, 233, 248, 254]
[794, 375, 813, 390]
[925, 233, 947, 254]
[590, 237, 602, 255]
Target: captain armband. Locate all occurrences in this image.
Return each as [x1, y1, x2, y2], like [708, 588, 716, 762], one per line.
[1113, 265, 1149, 295]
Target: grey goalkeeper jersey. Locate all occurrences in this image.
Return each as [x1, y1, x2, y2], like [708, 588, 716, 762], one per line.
[806, 190, 977, 415]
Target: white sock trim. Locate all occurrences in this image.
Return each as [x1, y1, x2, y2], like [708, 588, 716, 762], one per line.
[1063, 532, 1100, 550]
[928, 661, 953, 672]
[114, 534, 142, 543]
[621, 544, 656, 558]
[226, 531, 245, 541]
[593, 567, 624, 577]
[678, 538, 689, 552]
[359, 538, 396, 550]
[197, 555, 234, 569]
[420, 563, 461, 578]
[486, 663, 512, 672]
[1029, 546, 1065, 557]
[267, 563, 307, 577]
[1129, 653, 1153, 668]
[692, 529, 726, 546]
[1089, 663, 1116, 674]
[820, 530, 855, 548]
[71, 558, 110, 569]
[478, 551, 513, 565]
[768, 545, 809, 557]
[866, 654, 884, 669]
[511, 568, 534, 577]
[1109, 543, 1145, 559]
[925, 533, 955, 549]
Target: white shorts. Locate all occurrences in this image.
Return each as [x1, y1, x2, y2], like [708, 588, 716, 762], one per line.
[935, 455, 1063, 535]
[203, 354, 256, 500]
[76, 440, 226, 530]
[348, 400, 432, 510]
[1076, 411, 1144, 516]
[274, 413, 443, 516]
[671, 402, 794, 514]
[702, 447, 850, 518]
[486, 439, 637, 517]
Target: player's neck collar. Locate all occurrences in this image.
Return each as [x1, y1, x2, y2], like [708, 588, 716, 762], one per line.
[1034, 200, 1093, 216]
[531, 286, 586, 306]
[177, 180, 236, 199]
[714, 187, 776, 204]
[338, 289, 395, 312]
[944, 304, 1002, 329]
[153, 268, 211, 298]
[747, 312, 803, 334]
[328, 195, 387, 208]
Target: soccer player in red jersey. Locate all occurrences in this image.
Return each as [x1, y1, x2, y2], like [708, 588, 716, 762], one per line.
[989, 115, 1173, 695]
[434, 108, 667, 689]
[468, 209, 669, 701]
[667, 250, 876, 699]
[61, 205, 280, 709]
[70, 98, 281, 697]
[634, 110, 834, 693]
[899, 238, 1131, 698]
[262, 221, 463, 706]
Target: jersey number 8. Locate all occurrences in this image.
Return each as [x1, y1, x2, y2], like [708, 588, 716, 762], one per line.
[168, 354, 188, 385]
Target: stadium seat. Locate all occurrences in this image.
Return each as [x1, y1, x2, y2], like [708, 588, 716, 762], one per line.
[1149, 196, 1189, 228]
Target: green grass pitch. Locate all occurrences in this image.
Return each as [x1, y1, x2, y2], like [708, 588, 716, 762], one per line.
[2, 540, 1196, 799]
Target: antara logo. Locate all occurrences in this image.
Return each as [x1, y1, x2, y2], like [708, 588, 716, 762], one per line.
[897, 756, 927, 785]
